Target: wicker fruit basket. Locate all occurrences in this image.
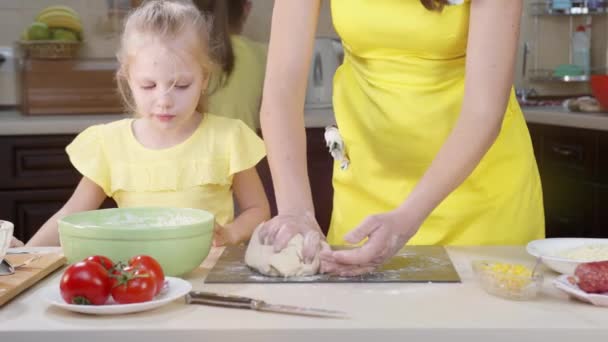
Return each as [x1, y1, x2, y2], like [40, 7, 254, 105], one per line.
[18, 40, 81, 59]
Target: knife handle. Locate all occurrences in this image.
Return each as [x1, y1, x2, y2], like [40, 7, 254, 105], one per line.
[186, 291, 263, 310]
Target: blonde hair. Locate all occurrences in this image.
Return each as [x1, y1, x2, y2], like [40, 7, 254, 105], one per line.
[116, 0, 217, 115]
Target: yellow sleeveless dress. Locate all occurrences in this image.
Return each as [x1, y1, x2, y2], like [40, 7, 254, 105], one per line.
[327, 0, 544, 246]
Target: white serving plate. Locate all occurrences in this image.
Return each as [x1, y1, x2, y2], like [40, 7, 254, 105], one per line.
[526, 238, 608, 275]
[553, 275, 608, 307]
[40, 276, 191, 315]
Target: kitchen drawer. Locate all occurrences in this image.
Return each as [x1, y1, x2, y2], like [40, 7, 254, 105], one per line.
[0, 188, 73, 242]
[540, 125, 597, 181]
[0, 135, 80, 189]
[542, 176, 594, 238]
[0, 189, 116, 243]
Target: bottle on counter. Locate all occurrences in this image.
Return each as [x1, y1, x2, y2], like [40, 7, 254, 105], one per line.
[572, 25, 591, 75]
[570, 0, 589, 13]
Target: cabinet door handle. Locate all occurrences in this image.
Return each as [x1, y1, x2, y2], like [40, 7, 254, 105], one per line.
[552, 146, 573, 156]
[550, 145, 580, 158]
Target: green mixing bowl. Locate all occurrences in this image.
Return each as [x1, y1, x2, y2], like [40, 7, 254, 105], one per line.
[59, 207, 214, 276]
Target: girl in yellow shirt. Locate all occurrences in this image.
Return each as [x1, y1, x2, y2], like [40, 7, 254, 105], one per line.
[26, 0, 270, 247]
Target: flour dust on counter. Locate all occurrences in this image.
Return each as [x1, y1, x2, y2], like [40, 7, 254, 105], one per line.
[206, 245, 461, 283]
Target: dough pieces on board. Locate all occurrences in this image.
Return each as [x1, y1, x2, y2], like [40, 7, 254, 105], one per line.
[245, 226, 320, 277]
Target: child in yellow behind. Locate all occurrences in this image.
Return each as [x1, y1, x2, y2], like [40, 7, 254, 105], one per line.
[25, 0, 270, 247]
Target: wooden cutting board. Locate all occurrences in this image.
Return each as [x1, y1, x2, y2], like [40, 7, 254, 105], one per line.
[0, 253, 66, 307]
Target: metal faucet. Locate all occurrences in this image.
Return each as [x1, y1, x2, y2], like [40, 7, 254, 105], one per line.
[515, 87, 538, 103]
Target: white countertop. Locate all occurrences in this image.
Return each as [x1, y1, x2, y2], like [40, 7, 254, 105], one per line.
[0, 107, 336, 135]
[523, 106, 608, 131]
[1, 246, 607, 341]
[1, 106, 608, 136]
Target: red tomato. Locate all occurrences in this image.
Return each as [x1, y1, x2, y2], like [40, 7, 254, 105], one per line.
[83, 255, 114, 272]
[128, 255, 165, 295]
[110, 266, 157, 304]
[60, 261, 111, 305]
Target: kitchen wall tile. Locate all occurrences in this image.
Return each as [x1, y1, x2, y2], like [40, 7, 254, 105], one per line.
[0, 0, 81, 10]
[516, 0, 608, 95]
[244, 0, 337, 42]
[0, 9, 27, 43]
[0, 0, 336, 58]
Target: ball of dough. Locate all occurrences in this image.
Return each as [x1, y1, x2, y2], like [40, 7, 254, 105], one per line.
[245, 226, 320, 277]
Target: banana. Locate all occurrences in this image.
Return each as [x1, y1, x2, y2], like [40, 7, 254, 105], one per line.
[37, 11, 83, 33]
[36, 5, 80, 21]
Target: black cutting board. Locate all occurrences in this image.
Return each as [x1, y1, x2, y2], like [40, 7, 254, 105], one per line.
[204, 245, 461, 283]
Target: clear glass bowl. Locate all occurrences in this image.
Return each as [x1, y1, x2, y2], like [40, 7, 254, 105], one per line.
[472, 260, 543, 301]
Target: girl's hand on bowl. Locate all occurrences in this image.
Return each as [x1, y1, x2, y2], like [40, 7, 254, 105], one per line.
[212, 222, 241, 247]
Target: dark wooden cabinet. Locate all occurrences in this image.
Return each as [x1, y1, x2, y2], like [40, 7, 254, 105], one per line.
[0, 135, 80, 242]
[541, 176, 595, 237]
[1, 128, 333, 242]
[0, 188, 73, 242]
[256, 128, 334, 235]
[598, 133, 608, 184]
[0, 135, 116, 243]
[596, 187, 608, 237]
[528, 124, 541, 163]
[541, 126, 596, 181]
[0, 135, 80, 189]
[527, 123, 607, 238]
[3, 123, 605, 242]
[305, 128, 334, 234]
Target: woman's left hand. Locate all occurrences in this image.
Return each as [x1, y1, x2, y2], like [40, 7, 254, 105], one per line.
[319, 209, 419, 276]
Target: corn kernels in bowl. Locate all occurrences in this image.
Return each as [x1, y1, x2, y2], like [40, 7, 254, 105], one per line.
[472, 260, 543, 301]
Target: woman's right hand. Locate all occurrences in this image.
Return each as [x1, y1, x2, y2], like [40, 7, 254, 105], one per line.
[256, 211, 325, 263]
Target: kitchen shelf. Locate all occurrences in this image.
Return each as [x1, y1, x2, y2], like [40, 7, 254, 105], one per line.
[525, 3, 607, 84]
[530, 2, 607, 16]
[529, 69, 590, 82]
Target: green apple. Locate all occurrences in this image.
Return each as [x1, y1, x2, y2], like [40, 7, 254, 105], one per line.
[27, 22, 51, 40]
[51, 28, 78, 42]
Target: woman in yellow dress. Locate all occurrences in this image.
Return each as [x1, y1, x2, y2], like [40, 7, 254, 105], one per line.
[258, 0, 544, 276]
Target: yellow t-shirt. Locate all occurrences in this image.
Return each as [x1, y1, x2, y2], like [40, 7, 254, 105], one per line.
[207, 35, 267, 130]
[65, 114, 266, 225]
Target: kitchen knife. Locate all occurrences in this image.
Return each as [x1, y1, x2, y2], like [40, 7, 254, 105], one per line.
[186, 291, 348, 319]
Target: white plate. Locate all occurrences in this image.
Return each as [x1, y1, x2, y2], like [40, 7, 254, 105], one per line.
[40, 276, 192, 315]
[526, 238, 608, 275]
[553, 274, 608, 307]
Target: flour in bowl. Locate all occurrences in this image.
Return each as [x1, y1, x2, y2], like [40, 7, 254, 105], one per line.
[102, 212, 200, 228]
[557, 244, 608, 262]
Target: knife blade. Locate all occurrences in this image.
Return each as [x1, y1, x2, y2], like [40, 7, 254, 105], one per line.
[186, 291, 348, 319]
